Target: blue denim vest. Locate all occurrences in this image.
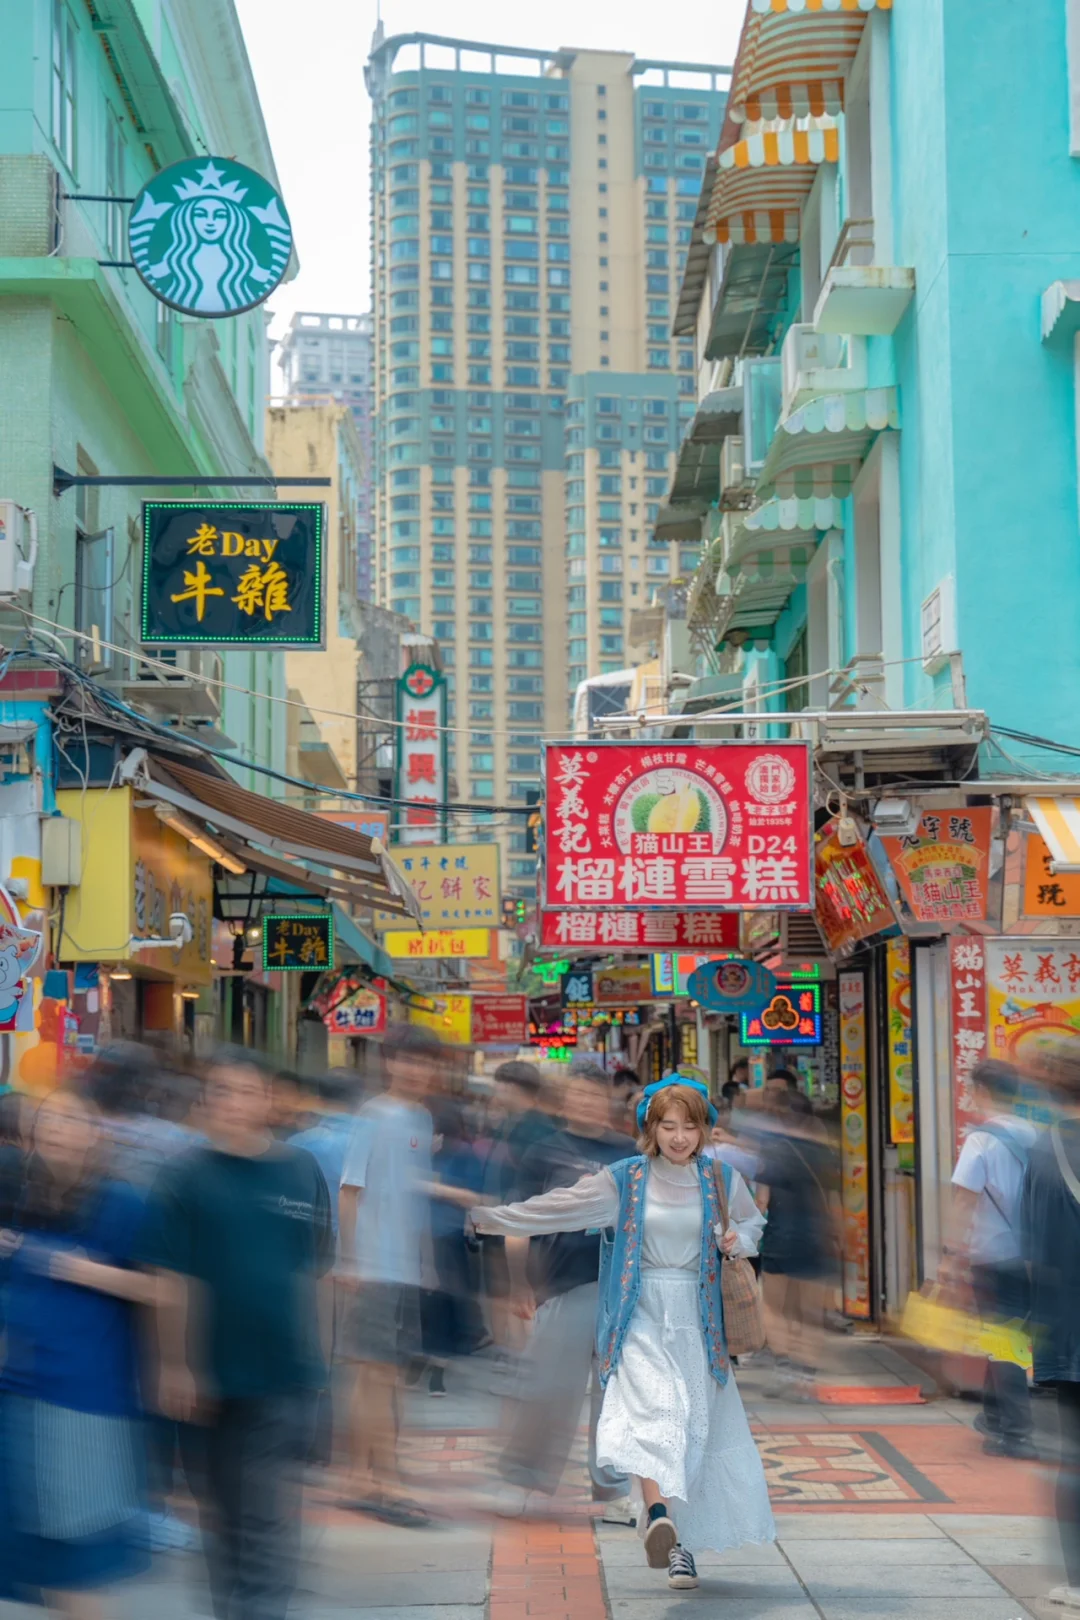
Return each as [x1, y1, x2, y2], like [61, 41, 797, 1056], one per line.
[595, 1154, 732, 1389]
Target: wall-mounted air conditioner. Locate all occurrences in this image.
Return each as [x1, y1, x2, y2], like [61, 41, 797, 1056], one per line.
[0, 502, 38, 598]
[780, 322, 867, 415]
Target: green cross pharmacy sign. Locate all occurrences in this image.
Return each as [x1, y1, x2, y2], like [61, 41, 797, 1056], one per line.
[128, 157, 292, 318]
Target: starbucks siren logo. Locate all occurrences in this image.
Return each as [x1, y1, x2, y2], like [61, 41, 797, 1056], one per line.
[128, 158, 292, 318]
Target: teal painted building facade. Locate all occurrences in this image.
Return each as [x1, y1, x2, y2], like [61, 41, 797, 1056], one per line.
[681, 0, 1080, 767]
[0, 0, 289, 793]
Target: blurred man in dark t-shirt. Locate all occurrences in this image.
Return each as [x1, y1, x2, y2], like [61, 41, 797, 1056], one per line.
[489, 1065, 634, 1518]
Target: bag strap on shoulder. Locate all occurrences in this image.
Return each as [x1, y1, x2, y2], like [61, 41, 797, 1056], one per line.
[711, 1155, 730, 1234]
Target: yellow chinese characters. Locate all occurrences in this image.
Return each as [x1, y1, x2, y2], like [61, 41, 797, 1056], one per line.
[170, 560, 225, 623]
[232, 561, 292, 621]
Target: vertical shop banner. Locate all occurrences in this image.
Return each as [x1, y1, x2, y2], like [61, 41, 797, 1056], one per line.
[395, 663, 448, 847]
[543, 742, 812, 911]
[949, 936, 988, 1153]
[815, 821, 896, 954]
[879, 807, 993, 927]
[838, 970, 871, 1319]
[886, 936, 914, 1145]
[985, 939, 1080, 1068]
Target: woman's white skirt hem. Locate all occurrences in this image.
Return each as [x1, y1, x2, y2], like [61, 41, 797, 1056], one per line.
[595, 1270, 775, 1556]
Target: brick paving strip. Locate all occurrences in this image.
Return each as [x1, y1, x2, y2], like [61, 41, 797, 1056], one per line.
[489, 1517, 610, 1620]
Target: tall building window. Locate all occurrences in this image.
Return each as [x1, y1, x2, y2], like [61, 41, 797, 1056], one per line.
[51, 0, 77, 172]
[104, 107, 125, 258]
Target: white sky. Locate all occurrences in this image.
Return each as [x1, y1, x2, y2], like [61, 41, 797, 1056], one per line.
[233, 0, 744, 357]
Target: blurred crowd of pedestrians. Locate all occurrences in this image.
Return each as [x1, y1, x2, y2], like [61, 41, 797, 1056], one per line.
[2, 1029, 1080, 1614]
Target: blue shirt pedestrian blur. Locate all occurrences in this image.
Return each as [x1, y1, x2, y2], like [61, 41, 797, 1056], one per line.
[289, 1068, 367, 1239]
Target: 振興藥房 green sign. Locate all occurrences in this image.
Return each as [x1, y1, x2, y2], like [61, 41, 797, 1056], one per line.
[140, 502, 323, 647]
[128, 157, 292, 318]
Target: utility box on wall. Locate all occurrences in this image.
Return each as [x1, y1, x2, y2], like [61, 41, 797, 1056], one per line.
[41, 816, 82, 888]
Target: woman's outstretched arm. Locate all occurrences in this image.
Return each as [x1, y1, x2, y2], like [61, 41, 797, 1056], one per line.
[470, 1167, 619, 1238]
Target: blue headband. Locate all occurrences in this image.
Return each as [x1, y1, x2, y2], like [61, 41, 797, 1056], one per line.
[636, 1073, 718, 1131]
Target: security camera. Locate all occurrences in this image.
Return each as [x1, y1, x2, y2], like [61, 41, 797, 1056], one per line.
[168, 912, 194, 947]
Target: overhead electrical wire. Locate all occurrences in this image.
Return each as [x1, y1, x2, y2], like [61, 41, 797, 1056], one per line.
[24, 646, 534, 818]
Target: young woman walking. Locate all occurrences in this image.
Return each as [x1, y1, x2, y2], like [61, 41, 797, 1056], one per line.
[471, 1075, 774, 1590]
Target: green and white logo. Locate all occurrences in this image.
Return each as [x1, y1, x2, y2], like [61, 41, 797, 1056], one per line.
[128, 157, 292, 318]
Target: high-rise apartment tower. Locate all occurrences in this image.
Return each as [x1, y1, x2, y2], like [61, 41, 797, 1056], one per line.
[278, 311, 375, 602]
[366, 32, 727, 891]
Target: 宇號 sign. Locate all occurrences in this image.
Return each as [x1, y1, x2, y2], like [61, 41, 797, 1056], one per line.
[383, 928, 490, 960]
[128, 157, 292, 318]
[543, 742, 812, 912]
[377, 844, 499, 930]
[1022, 832, 1080, 917]
[141, 503, 323, 647]
[395, 664, 448, 846]
[879, 806, 993, 927]
[540, 909, 739, 951]
[263, 913, 333, 973]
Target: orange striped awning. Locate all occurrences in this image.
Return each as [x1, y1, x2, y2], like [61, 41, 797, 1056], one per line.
[718, 118, 840, 170]
[723, 0, 889, 146]
[705, 146, 826, 244]
[751, 0, 891, 13]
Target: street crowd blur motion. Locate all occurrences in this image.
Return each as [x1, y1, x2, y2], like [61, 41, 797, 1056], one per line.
[2, 1032, 1080, 1617]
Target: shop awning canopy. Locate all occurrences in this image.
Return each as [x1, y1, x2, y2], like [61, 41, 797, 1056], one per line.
[701, 239, 800, 359]
[719, 117, 840, 172]
[726, 493, 843, 574]
[662, 387, 744, 524]
[726, 1, 885, 136]
[120, 747, 420, 920]
[1025, 796, 1080, 874]
[673, 153, 720, 338]
[756, 386, 899, 498]
[704, 156, 822, 245]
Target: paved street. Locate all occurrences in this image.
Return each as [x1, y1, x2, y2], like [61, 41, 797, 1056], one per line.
[4, 1341, 1063, 1620]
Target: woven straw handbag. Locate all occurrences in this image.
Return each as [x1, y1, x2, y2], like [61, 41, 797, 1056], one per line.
[712, 1158, 766, 1356]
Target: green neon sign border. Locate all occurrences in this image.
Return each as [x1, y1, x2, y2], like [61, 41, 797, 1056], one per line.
[140, 500, 324, 647]
[261, 911, 335, 974]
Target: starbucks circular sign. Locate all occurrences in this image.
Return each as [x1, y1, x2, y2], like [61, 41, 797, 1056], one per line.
[128, 157, 292, 318]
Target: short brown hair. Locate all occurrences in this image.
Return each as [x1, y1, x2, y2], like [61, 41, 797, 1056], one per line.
[637, 1083, 710, 1157]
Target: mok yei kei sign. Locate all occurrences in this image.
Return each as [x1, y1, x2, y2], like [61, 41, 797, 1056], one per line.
[140, 502, 324, 647]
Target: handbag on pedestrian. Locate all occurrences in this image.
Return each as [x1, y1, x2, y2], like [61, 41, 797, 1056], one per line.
[712, 1158, 766, 1355]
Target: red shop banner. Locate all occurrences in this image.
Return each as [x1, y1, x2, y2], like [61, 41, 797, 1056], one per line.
[950, 936, 988, 1155]
[472, 994, 528, 1046]
[540, 909, 739, 951]
[543, 742, 812, 912]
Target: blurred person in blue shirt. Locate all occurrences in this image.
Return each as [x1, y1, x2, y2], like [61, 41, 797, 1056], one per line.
[290, 1068, 365, 1239]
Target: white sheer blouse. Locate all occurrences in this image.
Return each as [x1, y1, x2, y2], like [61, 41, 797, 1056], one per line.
[471, 1155, 764, 1266]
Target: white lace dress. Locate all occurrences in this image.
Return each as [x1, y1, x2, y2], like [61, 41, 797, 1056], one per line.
[473, 1156, 776, 1555]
